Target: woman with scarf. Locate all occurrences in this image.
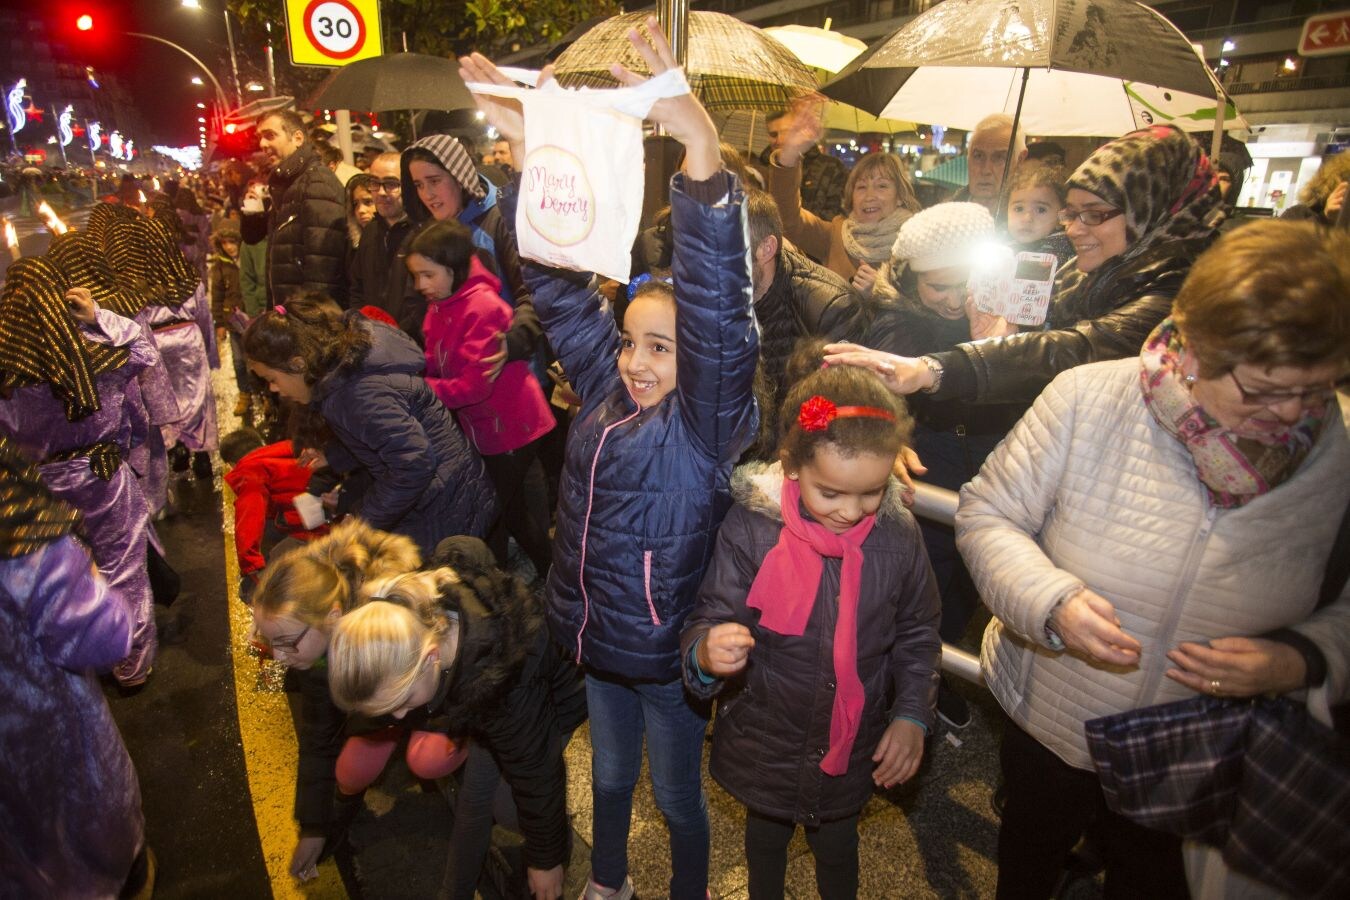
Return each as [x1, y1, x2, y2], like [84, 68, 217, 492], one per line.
[825, 125, 1226, 407]
[765, 102, 921, 298]
[956, 219, 1350, 897]
[0, 435, 152, 897]
[0, 257, 161, 686]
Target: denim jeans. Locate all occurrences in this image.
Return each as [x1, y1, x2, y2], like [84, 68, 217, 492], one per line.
[585, 673, 709, 899]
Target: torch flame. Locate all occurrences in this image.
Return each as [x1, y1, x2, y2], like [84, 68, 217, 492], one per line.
[3, 218, 19, 257]
[138, 190, 148, 204]
[36, 202, 68, 235]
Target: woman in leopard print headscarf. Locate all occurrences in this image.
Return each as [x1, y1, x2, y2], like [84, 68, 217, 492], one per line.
[826, 125, 1226, 410]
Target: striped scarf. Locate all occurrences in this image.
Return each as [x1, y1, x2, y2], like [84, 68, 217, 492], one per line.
[0, 257, 130, 421]
[0, 435, 80, 559]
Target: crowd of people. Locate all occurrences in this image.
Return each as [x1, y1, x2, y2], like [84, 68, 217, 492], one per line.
[2, 15, 1347, 900]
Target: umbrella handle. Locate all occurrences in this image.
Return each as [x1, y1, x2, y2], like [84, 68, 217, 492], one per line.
[996, 67, 1031, 222]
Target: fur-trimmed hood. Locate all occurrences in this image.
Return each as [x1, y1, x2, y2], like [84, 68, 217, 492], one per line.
[434, 563, 542, 734]
[731, 459, 909, 526]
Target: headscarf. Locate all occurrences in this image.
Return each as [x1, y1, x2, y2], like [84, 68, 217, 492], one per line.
[0, 434, 80, 559]
[0, 257, 131, 421]
[45, 230, 145, 318]
[1067, 125, 1223, 265]
[399, 134, 487, 223]
[1058, 124, 1231, 310]
[84, 200, 140, 246]
[104, 214, 199, 307]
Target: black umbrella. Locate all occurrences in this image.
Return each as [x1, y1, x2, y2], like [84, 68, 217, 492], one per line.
[307, 52, 475, 113]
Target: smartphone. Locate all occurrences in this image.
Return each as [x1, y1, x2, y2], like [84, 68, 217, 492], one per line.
[971, 250, 1058, 327]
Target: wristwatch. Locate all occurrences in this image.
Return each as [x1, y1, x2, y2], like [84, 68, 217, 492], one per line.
[918, 356, 944, 394]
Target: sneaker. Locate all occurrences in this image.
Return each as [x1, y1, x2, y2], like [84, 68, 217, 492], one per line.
[579, 876, 634, 900]
[936, 678, 971, 730]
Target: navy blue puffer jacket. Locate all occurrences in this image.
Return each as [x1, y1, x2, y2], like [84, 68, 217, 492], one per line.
[529, 171, 759, 682]
[313, 319, 497, 554]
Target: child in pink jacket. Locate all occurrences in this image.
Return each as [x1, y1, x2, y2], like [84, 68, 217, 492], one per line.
[406, 219, 555, 580]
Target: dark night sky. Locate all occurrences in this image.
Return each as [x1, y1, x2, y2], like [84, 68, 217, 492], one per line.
[18, 0, 275, 146]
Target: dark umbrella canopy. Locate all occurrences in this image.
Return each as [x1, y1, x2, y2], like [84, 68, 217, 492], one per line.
[307, 52, 476, 112]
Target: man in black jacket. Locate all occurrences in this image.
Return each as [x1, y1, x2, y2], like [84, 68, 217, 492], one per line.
[745, 189, 868, 457]
[259, 109, 347, 306]
[347, 152, 415, 318]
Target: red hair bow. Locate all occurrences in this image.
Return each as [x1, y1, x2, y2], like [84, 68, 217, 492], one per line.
[797, 396, 896, 432]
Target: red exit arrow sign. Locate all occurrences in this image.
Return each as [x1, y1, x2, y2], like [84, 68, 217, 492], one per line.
[1299, 10, 1350, 57]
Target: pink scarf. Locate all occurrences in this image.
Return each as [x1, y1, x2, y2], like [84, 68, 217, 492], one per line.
[746, 477, 874, 775]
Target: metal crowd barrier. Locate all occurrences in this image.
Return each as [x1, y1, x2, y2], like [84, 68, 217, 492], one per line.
[909, 481, 984, 687]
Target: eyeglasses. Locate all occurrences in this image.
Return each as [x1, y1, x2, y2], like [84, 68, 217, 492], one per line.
[1057, 206, 1125, 227]
[261, 624, 310, 654]
[370, 179, 402, 194]
[1227, 369, 1349, 409]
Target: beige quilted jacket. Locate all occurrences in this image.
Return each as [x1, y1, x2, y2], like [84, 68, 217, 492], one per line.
[957, 358, 1350, 770]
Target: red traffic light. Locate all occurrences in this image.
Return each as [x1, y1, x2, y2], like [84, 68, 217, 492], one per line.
[76, 14, 94, 31]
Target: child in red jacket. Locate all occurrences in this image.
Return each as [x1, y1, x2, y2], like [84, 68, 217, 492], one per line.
[221, 428, 329, 580]
[405, 220, 555, 581]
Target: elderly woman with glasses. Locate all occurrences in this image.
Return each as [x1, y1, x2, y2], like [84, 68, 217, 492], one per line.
[956, 220, 1350, 898]
[825, 125, 1225, 408]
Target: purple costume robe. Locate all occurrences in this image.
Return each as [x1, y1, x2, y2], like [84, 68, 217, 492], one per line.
[137, 281, 219, 454]
[0, 534, 145, 896]
[0, 307, 159, 684]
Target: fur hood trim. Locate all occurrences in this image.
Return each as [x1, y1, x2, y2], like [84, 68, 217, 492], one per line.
[730, 460, 908, 525]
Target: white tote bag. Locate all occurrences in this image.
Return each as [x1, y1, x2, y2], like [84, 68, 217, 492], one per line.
[468, 70, 691, 283]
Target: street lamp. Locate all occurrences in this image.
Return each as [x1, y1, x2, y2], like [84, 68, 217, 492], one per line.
[181, 0, 243, 107]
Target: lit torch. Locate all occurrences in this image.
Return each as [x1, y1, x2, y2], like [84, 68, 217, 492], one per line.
[3, 217, 19, 258]
[36, 201, 68, 235]
[138, 190, 148, 205]
[152, 177, 161, 192]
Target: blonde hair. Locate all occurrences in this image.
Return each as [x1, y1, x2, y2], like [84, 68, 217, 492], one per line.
[329, 601, 438, 715]
[251, 519, 421, 624]
[843, 152, 921, 218]
[1298, 151, 1350, 207]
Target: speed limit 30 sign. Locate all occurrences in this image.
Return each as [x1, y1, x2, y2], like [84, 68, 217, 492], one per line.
[285, 0, 383, 67]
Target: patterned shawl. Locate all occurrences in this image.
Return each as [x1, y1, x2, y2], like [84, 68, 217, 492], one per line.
[0, 434, 80, 559]
[0, 257, 130, 421]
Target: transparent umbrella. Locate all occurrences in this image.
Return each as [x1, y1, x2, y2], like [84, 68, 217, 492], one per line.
[763, 25, 917, 135]
[822, 0, 1244, 137]
[551, 11, 819, 113]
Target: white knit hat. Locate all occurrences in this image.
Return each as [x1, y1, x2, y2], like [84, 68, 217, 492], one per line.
[888, 202, 995, 272]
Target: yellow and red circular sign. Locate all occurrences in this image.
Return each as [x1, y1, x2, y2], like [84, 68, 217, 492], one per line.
[285, 0, 383, 67]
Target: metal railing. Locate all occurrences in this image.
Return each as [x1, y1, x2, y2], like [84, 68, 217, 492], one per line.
[910, 480, 984, 686]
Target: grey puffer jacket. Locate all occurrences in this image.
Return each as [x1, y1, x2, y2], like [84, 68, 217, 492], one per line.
[681, 462, 941, 824]
[313, 318, 497, 554]
[266, 142, 348, 305]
